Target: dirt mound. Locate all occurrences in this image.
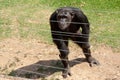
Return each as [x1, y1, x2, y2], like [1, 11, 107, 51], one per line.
[0, 38, 120, 80]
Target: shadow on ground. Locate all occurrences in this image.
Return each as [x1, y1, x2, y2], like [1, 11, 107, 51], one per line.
[9, 58, 87, 79]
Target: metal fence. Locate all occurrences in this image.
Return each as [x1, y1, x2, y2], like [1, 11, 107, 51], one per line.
[0, 9, 120, 79]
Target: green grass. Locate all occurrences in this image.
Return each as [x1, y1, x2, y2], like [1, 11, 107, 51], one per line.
[0, 0, 120, 49]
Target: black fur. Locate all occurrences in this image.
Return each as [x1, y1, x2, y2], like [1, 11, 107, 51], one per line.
[49, 7, 99, 78]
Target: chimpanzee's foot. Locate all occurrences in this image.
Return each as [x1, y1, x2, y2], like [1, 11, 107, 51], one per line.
[87, 57, 100, 67]
[62, 69, 72, 78]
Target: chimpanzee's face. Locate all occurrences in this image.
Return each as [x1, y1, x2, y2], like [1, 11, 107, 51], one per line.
[57, 10, 74, 30]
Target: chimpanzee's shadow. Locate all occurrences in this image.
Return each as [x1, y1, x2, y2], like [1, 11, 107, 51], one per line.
[9, 58, 86, 79]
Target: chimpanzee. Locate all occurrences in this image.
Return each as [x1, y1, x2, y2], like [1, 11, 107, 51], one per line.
[49, 7, 99, 78]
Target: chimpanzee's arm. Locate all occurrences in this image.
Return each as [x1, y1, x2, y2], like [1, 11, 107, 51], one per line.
[74, 9, 90, 42]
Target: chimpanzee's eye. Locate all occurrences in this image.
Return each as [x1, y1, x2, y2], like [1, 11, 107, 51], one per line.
[58, 16, 67, 19]
[62, 16, 67, 18]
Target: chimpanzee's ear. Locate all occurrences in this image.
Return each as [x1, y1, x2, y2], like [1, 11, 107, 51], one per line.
[55, 8, 61, 14]
[56, 10, 59, 14]
[71, 12, 75, 18]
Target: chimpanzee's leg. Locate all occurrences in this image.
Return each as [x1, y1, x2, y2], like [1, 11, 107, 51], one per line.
[71, 34, 100, 67]
[53, 37, 71, 78]
[80, 42, 100, 67]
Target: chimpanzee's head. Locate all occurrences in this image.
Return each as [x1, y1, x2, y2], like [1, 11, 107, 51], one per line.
[56, 9, 74, 30]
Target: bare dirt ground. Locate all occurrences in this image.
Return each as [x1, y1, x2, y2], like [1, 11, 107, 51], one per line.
[0, 38, 120, 80]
